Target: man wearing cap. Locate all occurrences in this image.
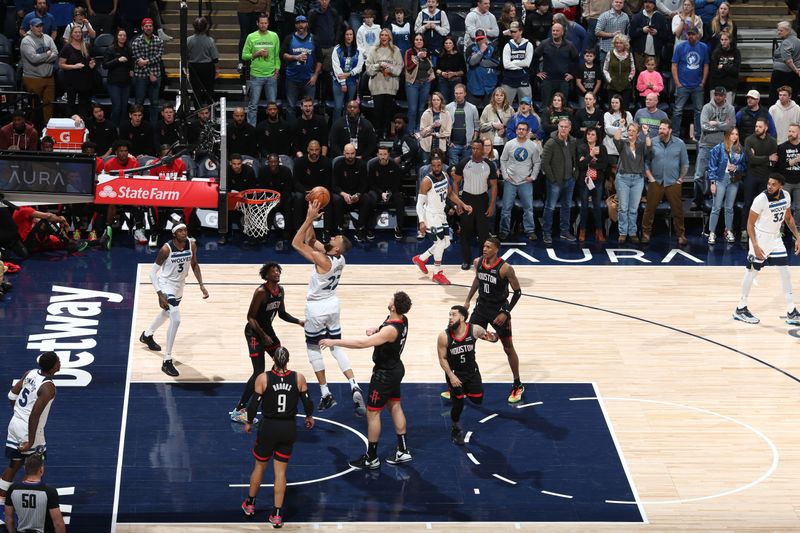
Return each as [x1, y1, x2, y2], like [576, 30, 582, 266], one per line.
[20, 0, 57, 41]
[19, 16, 57, 125]
[281, 15, 322, 114]
[464, 0, 499, 52]
[630, 0, 668, 72]
[736, 89, 777, 141]
[131, 17, 165, 124]
[502, 21, 533, 107]
[670, 25, 708, 141]
[693, 86, 735, 210]
[506, 96, 545, 141]
[533, 21, 579, 105]
[243, 13, 281, 127]
[771, 21, 800, 104]
[466, 30, 500, 108]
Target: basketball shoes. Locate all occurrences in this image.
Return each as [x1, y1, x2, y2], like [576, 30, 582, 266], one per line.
[268, 513, 283, 528]
[241, 499, 255, 517]
[432, 271, 450, 285]
[352, 387, 366, 416]
[412, 255, 428, 274]
[508, 383, 525, 403]
[349, 454, 380, 469]
[733, 307, 759, 324]
[385, 448, 412, 465]
[318, 393, 336, 410]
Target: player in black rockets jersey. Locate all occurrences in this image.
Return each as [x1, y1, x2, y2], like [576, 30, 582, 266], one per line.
[320, 291, 413, 470]
[464, 237, 525, 403]
[438, 305, 498, 445]
[242, 347, 314, 529]
[231, 262, 305, 424]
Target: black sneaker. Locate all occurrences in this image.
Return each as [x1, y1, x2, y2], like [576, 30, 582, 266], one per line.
[732, 306, 759, 324]
[366, 229, 376, 241]
[352, 387, 366, 416]
[460, 262, 470, 270]
[451, 426, 465, 446]
[394, 228, 404, 240]
[349, 453, 380, 469]
[318, 393, 337, 410]
[498, 232, 509, 241]
[161, 359, 179, 377]
[354, 230, 366, 243]
[786, 308, 800, 325]
[140, 331, 161, 351]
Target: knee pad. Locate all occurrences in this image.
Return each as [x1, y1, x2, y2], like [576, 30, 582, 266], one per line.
[307, 344, 325, 372]
[746, 255, 765, 271]
[331, 345, 351, 373]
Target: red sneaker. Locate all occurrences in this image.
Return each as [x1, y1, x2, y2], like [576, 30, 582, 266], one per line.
[268, 513, 283, 528]
[241, 499, 255, 517]
[432, 271, 450, 285]
[412, 255, 429, 274]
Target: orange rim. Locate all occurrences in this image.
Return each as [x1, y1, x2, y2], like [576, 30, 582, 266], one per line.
[234, 189, 281, 205]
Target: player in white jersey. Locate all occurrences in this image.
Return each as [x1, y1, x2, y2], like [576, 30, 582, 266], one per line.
[292, 200, 366, 415]
[412, 155, 471, 285]
[140, 223, 209, 377]
[734, 174, 800, 324]
[1, 352, 60, 503]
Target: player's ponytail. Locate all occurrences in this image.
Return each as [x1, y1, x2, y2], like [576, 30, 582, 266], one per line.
[273, 347, 290, 371]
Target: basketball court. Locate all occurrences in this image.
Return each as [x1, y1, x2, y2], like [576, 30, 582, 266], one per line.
[2, 239, 800, 532]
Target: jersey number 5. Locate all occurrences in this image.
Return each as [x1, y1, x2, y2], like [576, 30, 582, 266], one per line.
[18, 388, 30, 407]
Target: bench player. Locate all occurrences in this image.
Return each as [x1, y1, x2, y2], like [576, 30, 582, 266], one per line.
[291, 201, 366, 415]
[463, 237, 525, 403]
[140, 223, 209, 377]
[230, 262, 305, 423]
[438, 305, 497, 445]
[733, 173, 800, 325]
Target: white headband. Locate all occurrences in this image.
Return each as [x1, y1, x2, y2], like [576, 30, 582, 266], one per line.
[172, 223, 187, 234]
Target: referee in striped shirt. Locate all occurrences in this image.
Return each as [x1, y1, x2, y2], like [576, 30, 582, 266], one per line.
[452, 139, 498, 269]
[4, 454, 66, 533]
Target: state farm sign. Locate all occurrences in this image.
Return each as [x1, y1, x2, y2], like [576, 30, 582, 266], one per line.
[94, 177, 218, 208]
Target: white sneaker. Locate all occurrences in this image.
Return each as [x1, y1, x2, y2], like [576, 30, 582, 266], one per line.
[385, 448, 412, 465]
[133, 228, 147, 244]
[708, 233, 716, 245]
[148, 234, 158, 247]
[158, 28, 174, 41]
[725, 230, 735, 243]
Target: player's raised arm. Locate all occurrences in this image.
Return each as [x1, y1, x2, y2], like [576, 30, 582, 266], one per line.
[292, 201, 331, 269]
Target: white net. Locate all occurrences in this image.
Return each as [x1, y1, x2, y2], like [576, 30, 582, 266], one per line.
[236, 189, 280, 238]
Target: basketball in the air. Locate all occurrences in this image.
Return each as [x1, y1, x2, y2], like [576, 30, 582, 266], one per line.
[306, 186, 330, 208]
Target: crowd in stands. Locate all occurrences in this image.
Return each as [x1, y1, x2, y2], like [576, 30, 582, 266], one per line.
[2, 0, 800, 265]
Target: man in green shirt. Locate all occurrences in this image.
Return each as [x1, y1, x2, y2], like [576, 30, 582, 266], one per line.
[242, 13, 281, 126]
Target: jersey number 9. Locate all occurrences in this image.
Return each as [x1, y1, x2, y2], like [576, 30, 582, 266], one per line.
[277, 394, 286, 413]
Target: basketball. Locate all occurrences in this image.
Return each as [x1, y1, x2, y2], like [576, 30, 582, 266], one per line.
[306, 186, 330, 208]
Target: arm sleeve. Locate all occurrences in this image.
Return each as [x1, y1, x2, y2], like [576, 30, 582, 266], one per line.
[149, 262, 161, 292]
[415, 184, 428, 221]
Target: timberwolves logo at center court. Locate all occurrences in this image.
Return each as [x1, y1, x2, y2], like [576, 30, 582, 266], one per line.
[513, 146, 529, 161]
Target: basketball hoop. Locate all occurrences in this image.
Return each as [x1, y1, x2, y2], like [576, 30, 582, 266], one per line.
[233, 189, 280, 238]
